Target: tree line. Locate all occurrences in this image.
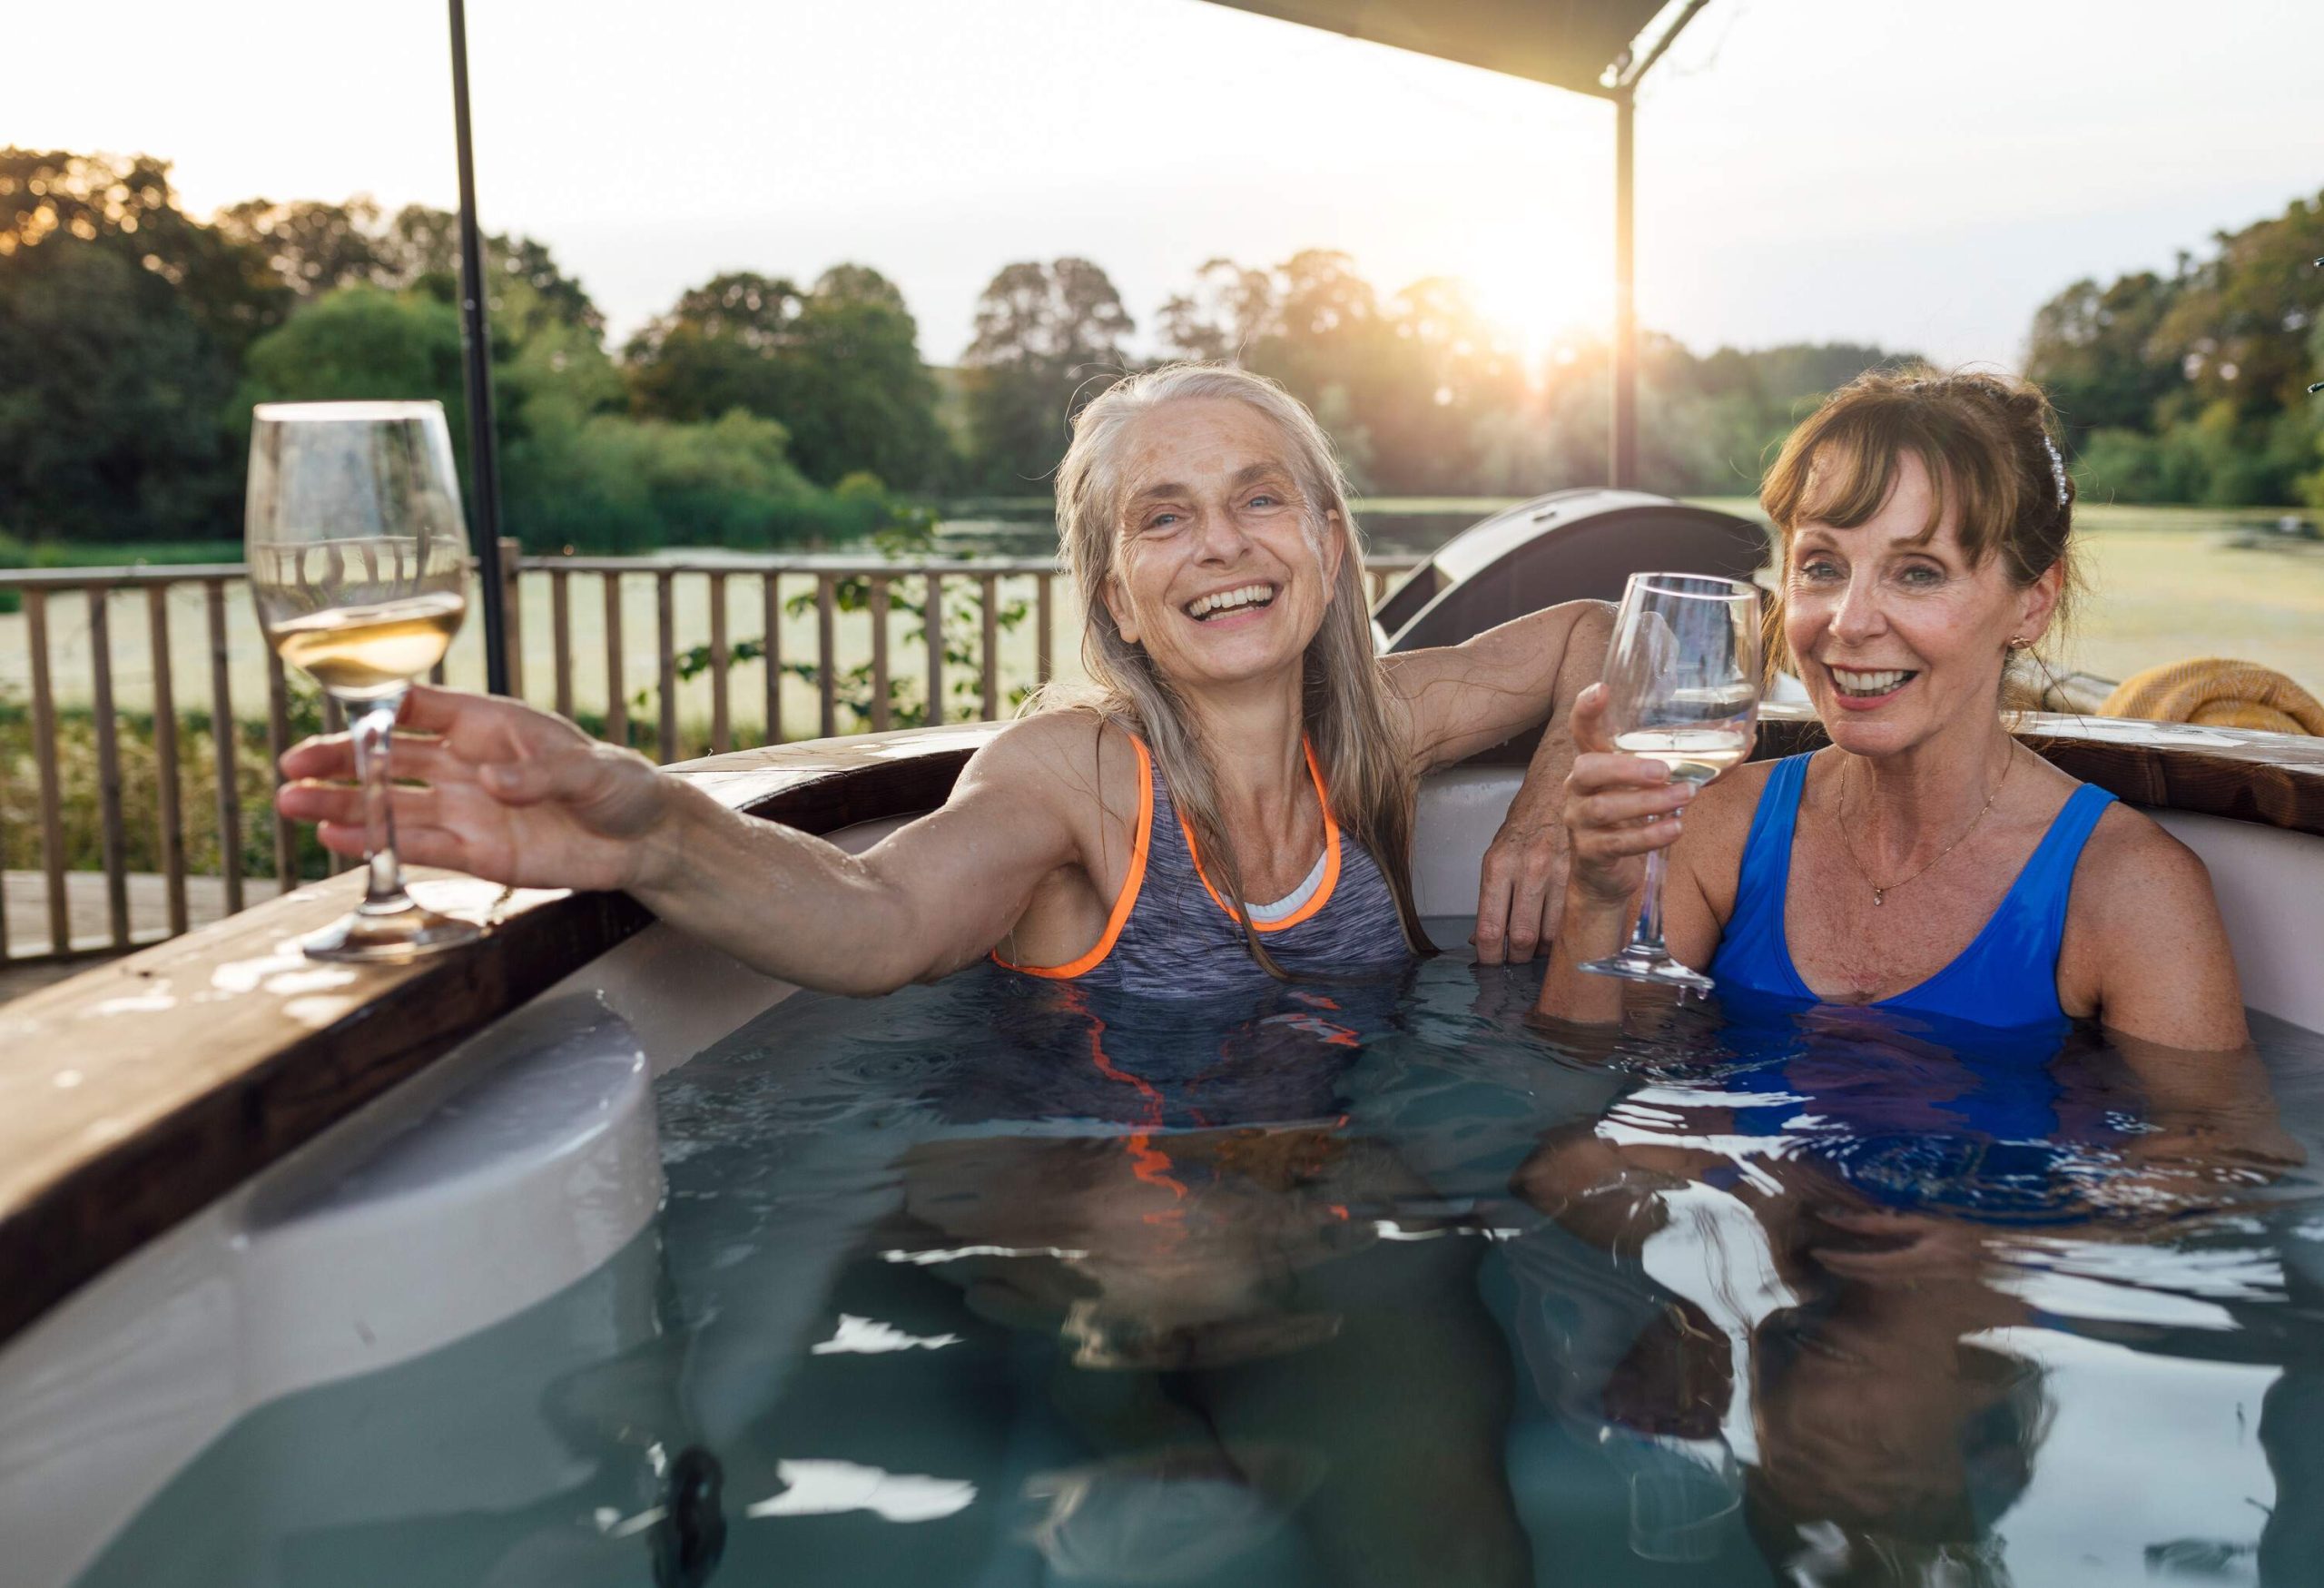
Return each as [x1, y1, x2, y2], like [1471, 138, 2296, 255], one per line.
[2024, 192, 2324, 508]
[5, 148, 2319, 557]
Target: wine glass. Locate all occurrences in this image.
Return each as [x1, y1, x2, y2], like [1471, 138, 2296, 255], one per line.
[1580, 572, 1762, 995]
[247, 400, 483, 962]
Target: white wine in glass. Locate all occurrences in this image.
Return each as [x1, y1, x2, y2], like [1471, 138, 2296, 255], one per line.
[247, 400, 483, 962]
[1580, 572, 1763, 995]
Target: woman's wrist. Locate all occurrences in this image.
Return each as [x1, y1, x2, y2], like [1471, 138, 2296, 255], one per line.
[623, 773, 718, 900]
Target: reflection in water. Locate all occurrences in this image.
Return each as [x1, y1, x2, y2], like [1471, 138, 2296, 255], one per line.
[1514, 995, 2313, 1585]
[61, 942, 2324, 1588]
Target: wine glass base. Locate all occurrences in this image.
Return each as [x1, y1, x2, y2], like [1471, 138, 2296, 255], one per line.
[1578, 947, 1716, 998]
[301, 900, 486, 963]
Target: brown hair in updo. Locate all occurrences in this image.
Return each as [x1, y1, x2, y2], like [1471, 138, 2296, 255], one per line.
[1758, 368, 2079, 674]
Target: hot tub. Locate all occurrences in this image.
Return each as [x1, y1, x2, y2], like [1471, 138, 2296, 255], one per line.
[5, 712, 2323, 1586]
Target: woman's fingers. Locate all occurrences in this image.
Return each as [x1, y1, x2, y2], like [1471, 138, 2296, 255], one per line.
[1571, 784, 1693, 830]
[1572, 818, 1685, 861]
[281, 778, 446, 831]
[1568, 749, 1677, 797]
[316, 818, 472, 873]
[478, 745, 618, 808]
[1570, 683, 1616, 754]
[280, 727, 453, 784]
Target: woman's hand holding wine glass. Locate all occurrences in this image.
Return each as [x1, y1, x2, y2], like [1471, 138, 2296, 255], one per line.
[1558, 683, 1707, 909]
[277, 685, 675, 897]
[1570, 572, 1762, 997]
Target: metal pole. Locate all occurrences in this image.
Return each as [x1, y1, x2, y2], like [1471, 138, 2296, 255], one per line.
[448, 0, 511, 695]
[1610, 84, 1638, 490]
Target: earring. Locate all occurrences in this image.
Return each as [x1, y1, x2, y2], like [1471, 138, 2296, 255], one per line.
[2004, 636, 2030, 656]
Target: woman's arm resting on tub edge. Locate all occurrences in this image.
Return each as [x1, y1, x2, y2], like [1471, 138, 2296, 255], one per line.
[278, 686, 1086, 995]
[1383, 598, 1614, 962]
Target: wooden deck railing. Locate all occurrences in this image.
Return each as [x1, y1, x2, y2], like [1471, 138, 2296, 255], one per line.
[0, 546, 1423, 966]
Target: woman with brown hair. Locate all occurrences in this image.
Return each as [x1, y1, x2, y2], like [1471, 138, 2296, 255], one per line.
[1538, 368, 2248, 1048]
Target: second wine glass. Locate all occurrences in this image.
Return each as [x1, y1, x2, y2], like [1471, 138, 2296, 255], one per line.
[1579, 571, 1763, 995]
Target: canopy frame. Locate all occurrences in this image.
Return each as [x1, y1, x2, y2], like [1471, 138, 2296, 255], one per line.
[443, 1, 1717, 695]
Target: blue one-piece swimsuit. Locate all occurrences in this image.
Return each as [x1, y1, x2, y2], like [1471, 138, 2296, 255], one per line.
[1708, 751, 2118, 1033]
[1700, 753, 2125, 1220]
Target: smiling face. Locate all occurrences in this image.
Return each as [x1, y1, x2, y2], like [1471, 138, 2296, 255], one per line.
[1783, 450, 2061, 759]
[1099, 398, 1344, 695]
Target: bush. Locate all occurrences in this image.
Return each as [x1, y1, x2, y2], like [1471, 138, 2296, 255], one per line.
[0, 696, 330, 883]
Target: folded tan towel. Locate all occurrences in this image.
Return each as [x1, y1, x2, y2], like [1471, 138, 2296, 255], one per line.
[2100, 658, 2324, 736]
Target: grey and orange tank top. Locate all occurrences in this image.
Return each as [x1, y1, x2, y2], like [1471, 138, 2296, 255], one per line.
[993, 735, 1413, 998]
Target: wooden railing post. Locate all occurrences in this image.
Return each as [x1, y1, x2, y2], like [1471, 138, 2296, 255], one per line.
[205, 580, 243, 916]
[816, 575, 838, 738]
[979, 573, 1000, 720]
[146, 586, 187, 937]
[25, 591, 70, 955]
[549, 565, 574, 721]
[708, 571, 732, 754]
[655, 570, 677, 764]
[1036, 572, 1054, 686]
[497, 537, 525, 698]
[86, 588, 130, 950]
[924, 572, 944, 727]
[264, 646, 297, 892]
[762, 572, 783, 745]
[868, 576, 891, 733]
[602, 572, 627, 748]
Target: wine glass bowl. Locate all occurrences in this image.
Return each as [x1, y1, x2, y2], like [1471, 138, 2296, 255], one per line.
[247, 401, 484, 962]
[1580, 572, 1764, 996]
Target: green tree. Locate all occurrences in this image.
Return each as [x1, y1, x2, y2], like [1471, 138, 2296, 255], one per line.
[2, 148, 288, 358]
[0, 150, 274, 540]
[213, 196, 392, 301]
[373, 203, 606, 340]
[2024, 271, 2185, 441]
[625, 265, 950, 488]
[960, 258, 1135, 488]
[0, 237, 237, 540]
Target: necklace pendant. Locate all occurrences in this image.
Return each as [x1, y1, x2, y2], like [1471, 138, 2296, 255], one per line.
[1872, 888, 1886, 906]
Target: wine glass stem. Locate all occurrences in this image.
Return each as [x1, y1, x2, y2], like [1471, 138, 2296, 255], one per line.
[1630, 815, 1670, 956]
[349, 691, 413, 912]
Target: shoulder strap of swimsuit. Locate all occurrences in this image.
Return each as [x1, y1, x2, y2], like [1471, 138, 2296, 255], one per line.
[1727, 753, 1812, 936]
[1997, 780, 2120, 945]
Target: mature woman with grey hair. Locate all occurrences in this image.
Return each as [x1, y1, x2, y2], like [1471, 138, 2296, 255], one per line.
[277, 361, 1606, 995]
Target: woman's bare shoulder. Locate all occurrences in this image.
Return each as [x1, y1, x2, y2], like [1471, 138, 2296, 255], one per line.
[2072, 798, 2218, 919]
[1686, 755, 1783, 837]
[2062, 797, 2247, 1044]
[962, 709, 1145, 829]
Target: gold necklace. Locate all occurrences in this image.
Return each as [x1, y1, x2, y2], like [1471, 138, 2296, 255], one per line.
[1837, 745, 2018, 906]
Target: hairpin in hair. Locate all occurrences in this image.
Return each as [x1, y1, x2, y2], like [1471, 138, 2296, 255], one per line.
[2039, 434, 2070, 508]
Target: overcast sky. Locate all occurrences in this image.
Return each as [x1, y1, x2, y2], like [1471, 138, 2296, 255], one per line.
[15, 0, 2322, 369]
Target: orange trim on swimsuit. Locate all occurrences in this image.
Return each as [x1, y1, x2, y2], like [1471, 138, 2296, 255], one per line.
[1178, 738, 1342, 934]
[990, 734, 1153, 979]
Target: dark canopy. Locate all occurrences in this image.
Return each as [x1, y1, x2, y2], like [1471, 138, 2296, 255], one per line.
[1198, 0, 1674, 96]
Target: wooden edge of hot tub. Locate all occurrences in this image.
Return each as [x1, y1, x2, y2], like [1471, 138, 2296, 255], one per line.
[0, 725, 998, 1350]
[3, 707, 2319, 1349]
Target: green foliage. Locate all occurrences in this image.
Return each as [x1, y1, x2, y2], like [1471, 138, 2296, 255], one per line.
[661, 492, 1032, 733]
[960, 258, 1137, 489]
[0, 238, 240, 542]
[231, 279, 878, 556]
[3, 150, 890, 557]
[2025, 190, 2324, 506]
[626, 265, 952, 489]
[0, 698, 330, 883]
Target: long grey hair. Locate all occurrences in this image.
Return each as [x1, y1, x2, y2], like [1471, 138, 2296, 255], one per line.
[1044, 362, 1427, 974]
